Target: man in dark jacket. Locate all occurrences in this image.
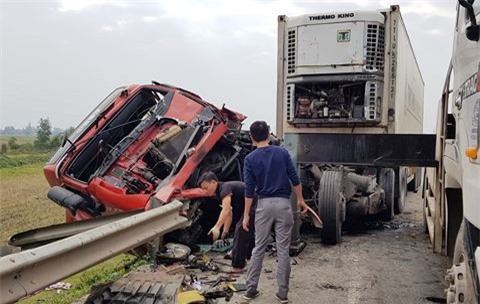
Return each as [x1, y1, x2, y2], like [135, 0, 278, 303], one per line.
[242, 121, 308, 303]
[198, 172, 256, 272]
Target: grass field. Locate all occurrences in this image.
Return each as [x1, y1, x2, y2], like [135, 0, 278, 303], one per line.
[0, 135, 36, 146]
[0, 136, 144, 303]
[0, 156, 63, 244]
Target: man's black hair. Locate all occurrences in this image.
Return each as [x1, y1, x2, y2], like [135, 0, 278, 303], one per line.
[249, 121, 270, 142]
[197, 171, 218, 187]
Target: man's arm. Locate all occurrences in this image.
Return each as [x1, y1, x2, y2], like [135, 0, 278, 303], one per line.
[222, 212, 232, 239]
[293, 184, 308, 213]
[215, 195, 232, 229]
[243, 197, 253, 231]
[209, 196, 232, 240]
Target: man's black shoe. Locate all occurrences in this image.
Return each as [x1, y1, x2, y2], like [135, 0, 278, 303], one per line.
[275, 293, 288, 303]
[242, 290, 261, 300]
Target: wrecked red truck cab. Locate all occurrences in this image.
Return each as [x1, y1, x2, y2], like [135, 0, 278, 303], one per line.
[43, 83, 252, 234]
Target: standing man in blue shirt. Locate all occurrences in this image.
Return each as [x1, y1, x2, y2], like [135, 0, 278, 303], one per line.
[242, 121, 308, 303]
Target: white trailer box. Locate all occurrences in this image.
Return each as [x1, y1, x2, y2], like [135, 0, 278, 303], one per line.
[276, 6, 424, 136]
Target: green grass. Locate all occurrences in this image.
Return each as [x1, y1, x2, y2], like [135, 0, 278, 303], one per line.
[1, 150, 147, 303]
[0, 135, 54, 168]
[18, 254, 147, 304]
[0, 135, 36, 146]
[0, 162, 63, 244]
[0, 153, 50, 169]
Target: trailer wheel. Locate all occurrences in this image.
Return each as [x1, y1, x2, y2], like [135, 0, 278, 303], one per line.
[318, 171, 344, 244]
[378, 168, 395, 221]
[445, 221, 476, 303]
[394, 167, 407, 214]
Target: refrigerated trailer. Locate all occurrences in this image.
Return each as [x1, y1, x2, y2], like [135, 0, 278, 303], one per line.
[277, 6, 436, 244]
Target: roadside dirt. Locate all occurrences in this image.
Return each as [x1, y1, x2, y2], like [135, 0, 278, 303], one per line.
[219, 191, 450, 304]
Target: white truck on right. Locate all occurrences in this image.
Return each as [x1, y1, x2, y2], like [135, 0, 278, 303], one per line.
[423, 0, 479, 303]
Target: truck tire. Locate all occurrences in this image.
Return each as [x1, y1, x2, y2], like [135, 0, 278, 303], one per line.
[445, 221, 477, 304]
[394, 167, 407, 214]
[318, 171, 344, 244]
[378, 168, 395, 221]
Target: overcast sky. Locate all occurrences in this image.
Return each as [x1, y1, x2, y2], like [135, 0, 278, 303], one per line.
[1, 0, 457, 132]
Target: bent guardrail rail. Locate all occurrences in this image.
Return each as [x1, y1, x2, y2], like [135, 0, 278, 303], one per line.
[0, 200, 188, 304]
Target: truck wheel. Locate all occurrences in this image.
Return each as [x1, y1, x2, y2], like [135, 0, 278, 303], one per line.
[378, 168, 395, 221]
[318, 171, 344, 244]
[445, 221, 476, 304]
[394, 167, 407, 214]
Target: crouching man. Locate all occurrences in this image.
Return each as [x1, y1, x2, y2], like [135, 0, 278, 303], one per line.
[198, 171, 256, 272]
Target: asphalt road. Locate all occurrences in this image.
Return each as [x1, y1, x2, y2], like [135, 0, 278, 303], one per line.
[222, 191, 450, 304]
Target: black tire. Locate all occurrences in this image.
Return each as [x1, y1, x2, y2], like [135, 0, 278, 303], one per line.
[318, 171, 344, 244]
[378, 168, 395, 221]
[394, 167, 407, 214]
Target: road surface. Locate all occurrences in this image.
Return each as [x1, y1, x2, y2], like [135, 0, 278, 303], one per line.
[78, 191, 450, 304]
[224, 191, 449, 304]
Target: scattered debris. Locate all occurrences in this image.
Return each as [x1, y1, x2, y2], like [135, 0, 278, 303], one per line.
[161, 263, 186, 275]
[45, 282, 71, 291]
[316, 283, 346, 291]
[189, 274, 203, 290]
[223, 250, 232, 260]
[425, 296, 447, 303]
[211, 238, 233, 253]
[157, 243, 191, 262]
[207, 275, 236, 287]
[227, 283, 247, 292]
[86, 266, 234, 304]
[85, 271, 183, 304]
[266, 240, 307, 257]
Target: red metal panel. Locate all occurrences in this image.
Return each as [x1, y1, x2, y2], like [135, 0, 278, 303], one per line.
[150, 122, 228, 207]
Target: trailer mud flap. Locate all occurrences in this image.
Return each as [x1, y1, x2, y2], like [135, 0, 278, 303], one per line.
[284, 133, 437, 167]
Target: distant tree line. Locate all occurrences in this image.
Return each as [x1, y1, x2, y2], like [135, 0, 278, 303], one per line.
[0, 122, 65, 136]
[1, 118, 74, 154]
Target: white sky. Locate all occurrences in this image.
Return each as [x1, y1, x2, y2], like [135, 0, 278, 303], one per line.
[1, 0, 457, 132]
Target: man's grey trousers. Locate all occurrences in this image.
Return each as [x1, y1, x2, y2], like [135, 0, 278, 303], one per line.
[246, 197, 294, 298]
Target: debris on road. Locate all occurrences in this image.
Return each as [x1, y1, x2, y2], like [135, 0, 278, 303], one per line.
[45, 282, 72, 292]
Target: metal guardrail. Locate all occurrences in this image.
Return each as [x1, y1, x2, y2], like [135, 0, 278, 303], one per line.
[9, 209, 143, 250]
[0, 200, 188, 304]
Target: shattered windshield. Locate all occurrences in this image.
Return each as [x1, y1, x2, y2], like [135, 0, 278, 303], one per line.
[47, 87, 126, 165]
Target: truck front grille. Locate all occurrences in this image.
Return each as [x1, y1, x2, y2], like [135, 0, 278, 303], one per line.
[365, 24, 385, 72]
[287, 29, 296, 74]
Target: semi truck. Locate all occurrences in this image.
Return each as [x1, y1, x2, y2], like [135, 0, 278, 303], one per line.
[423, 0, 480, 303]
[276, 6, 436, 244]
